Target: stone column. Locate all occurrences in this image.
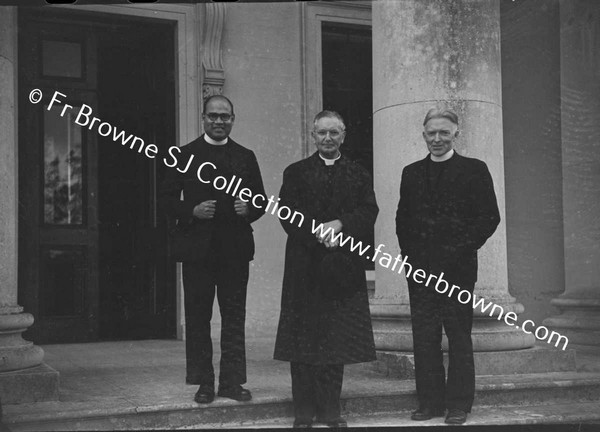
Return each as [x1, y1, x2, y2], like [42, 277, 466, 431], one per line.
[0, 7, 57, 404]
[542, 0, 600, 347]
[370, 0, 534, 352]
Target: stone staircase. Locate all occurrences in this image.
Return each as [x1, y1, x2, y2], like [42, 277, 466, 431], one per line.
[5, 371, 600, 430]
[2, 341, 600, 430]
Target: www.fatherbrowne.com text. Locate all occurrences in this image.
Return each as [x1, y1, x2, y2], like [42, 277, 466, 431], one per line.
[35, 89, 569, 351]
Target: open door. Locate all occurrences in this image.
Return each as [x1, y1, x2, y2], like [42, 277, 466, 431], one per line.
[18, 8, 176, 343]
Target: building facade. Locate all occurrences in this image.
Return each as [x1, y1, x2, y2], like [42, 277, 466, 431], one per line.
[0, 0, 599, 404]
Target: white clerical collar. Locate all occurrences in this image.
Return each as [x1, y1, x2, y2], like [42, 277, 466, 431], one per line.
[204, 134, 228, 145]
[430, 148, 455, 162]
[319, 152, 341, 166]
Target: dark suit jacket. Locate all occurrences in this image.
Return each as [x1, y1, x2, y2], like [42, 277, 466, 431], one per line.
[159, 135, 266, 262]
[396, 152, 500, 285]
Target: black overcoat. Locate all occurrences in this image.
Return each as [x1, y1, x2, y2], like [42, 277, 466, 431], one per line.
[274, 152, 378, 364]
[396, 152, 500, 286]
[159, 135, 266, 262]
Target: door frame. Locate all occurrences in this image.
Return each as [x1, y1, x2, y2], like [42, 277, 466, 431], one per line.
[300, 1, 371, 158]
[18, 3, 203, 340]
[300, 1, 375, 283]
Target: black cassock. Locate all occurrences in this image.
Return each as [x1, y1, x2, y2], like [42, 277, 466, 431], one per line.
[274, 152, 378, 365]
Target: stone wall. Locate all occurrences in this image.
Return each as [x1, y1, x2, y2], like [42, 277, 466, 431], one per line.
[220, 2, 303, 338]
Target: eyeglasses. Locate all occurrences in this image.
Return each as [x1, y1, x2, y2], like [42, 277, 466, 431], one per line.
[315, 129, 343, 139]
[205, 113, 234, 122]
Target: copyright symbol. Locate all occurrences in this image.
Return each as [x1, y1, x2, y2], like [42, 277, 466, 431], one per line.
[29, 89, 43, 104]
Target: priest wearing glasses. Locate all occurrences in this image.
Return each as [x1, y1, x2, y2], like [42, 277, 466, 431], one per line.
[160, 95, 266, 404]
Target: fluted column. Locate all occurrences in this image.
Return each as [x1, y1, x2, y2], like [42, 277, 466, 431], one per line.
[543, 0, 600, 347]
[370, 0, 534, 351]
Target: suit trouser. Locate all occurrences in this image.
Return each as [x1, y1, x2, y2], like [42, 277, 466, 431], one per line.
[408, 279, 475, 412]
[290, 362, 344, 422]
[182, 255, 249, 388]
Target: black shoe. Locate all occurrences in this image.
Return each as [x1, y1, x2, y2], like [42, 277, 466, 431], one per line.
[293, 419, 313, 428]
[217, 384, 252, 402]
[445, 408, 468, 425]
[319, 417, 348, 428]
[411, 407, 445, 421]
[194, 385, 214, 404]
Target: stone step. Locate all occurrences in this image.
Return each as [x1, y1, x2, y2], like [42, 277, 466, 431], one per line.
[373, 346, 577, 378]
[0, 364, 59, 404]
[193, 402, 600, 429]
[5, 371, 600, 431]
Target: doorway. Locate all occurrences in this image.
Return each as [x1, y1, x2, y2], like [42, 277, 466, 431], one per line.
[18, 8, 177, 343]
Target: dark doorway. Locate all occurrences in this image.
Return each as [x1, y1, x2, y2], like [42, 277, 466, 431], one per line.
[321, 21, 374, 269]
[18, 9, 177, 343]
[96, 19, 176, 340]
[321, 22, 373, 176]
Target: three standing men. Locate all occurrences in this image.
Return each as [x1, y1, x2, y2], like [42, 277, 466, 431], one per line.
[160, 95, 266, 404]
[396, 108, 500, 424]
[274, 111, 378, 428]
[161, 100, 500, 426]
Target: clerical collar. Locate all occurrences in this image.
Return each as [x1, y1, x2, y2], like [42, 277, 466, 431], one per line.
[204, 134, 228, 145]
[319, 152, 341, 166]
[430, 149, 455, 162]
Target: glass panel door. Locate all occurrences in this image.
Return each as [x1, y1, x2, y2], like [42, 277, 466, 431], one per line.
[18, 13, 100, 343]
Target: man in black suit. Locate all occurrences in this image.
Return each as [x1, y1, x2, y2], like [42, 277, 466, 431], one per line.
[396, 107, 500, 425]
[160, 95, 266, 404]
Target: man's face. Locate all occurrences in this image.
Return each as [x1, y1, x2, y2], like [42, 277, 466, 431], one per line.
[312, 117, 345, 159]
[202, 98, 234, 141]
[423, 117, 459, 157]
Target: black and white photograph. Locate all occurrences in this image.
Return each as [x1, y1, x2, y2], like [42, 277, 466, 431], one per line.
[0, 0, 599, 430]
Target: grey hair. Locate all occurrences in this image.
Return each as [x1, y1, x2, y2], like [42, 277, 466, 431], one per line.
[423, 107, 459, 126]
[313, 110, 346, 131]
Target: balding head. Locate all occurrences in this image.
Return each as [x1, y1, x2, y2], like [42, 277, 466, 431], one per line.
[203, 95, 235, 116]
[202, 95, 235, 141]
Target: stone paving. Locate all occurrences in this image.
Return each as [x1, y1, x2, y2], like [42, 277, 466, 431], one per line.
[2, 337, 600, 430]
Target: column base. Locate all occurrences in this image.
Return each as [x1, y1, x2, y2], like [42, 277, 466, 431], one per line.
[0, 363, 59, 404]
[0, 312, 44, 372]
[371, 344, 576, 379]
[543, 297, 600, 347]
[371, 301, 536, 352]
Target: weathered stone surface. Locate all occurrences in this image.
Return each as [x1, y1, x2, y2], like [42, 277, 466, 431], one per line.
[4, 340, 600, 431]
[0, 8, 44, 381]
[373, 346, 577, 379]
[0, 364, 58, 404]
[5, 372, 600, 430]
[371, 0, 534, 351]
[0, 8, 18, 310]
